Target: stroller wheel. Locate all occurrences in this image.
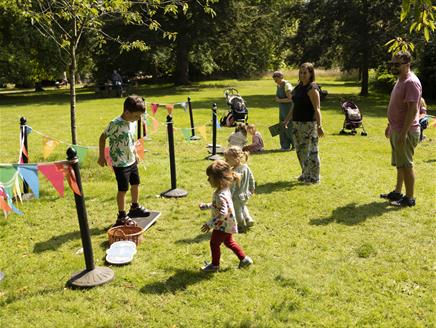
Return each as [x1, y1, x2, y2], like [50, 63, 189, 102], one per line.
[339, 129, 346, 135]
[361, 131, 367, 136]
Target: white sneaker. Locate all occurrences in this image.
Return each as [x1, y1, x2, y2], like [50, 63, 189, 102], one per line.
[201, 262, 219, 272]
[238, 256, 253, 269]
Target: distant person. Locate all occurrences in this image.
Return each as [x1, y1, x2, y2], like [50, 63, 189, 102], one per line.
[224, 146, 256, 232]
[284, 62, 324, 184]
[98, 95, 150, 227]
[199, 160, 253, 272]
[111, 70, 123, 97]
[243, 124, 264, 152]
[418, 97, 428, 142]
[273, 71, 294, 150]
[227, 123, 248, 149]
[381, 51, 421, 207]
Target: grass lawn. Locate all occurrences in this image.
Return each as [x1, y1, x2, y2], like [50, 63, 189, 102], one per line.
[0, 75, 435, 327]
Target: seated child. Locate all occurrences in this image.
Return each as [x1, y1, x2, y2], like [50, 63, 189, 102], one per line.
[228, 123, 248, 148]
[419, 97, 428, 142]
[243, 124, 264, 152]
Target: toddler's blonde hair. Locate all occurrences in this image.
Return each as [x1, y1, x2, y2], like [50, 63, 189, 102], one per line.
[224, 146, 249, 166]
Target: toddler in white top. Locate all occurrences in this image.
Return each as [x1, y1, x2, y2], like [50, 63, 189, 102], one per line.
[227, 123, 248, 149]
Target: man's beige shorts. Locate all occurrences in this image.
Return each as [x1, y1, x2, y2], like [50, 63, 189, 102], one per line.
[390, 130, 420, 168]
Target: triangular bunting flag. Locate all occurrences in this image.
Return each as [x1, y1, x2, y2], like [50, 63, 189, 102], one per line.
[25, 126, 32, 135]
[216, 117, 221, 128]
[43, 137, 60, 159]
[65, 165, 81, 196]
[72, 144, 89, 164]
[16, 164, 39, 198]
[165, 104, 174, 115]
[197, 125, 207, 140]
[7, 197, 23, 215]
[135, 139, 145, 161]
[181, 128, 191, 141]
[0, 196, 12, 216]
[151, 103, 159, 116]
[38, 163, 65, 197]
[181, 102, 188, 112]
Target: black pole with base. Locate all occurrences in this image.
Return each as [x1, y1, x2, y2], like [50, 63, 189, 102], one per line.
[19, 117, 33, 200]
[188, 97, 200, 140]
[66, 148, 114, 289]
[208, 104, 222, 161]
[161, 115, 188, 198]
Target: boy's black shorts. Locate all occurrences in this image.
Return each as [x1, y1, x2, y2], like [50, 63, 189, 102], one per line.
[113, 162, 140, 192]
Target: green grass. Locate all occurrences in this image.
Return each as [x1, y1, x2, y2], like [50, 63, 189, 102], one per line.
[0, 76, 435, 327]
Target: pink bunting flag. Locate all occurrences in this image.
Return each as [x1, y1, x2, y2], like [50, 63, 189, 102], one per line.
[38, 163, 65, 197]
[165, 104, 174, 115]
[104, 147, 113, 170]
[151, 103, 159, 116]
[135, 139, 145, 161]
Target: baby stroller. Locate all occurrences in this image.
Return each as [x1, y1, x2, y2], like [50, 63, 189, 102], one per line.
[339, 100, 367, 136]
[220, 88, 249, 127]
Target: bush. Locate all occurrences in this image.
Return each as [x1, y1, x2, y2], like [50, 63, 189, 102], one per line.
[371, 66, 396, 93]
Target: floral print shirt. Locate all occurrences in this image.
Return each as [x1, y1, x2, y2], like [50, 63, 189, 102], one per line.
[104, 116, 137, 167]
[205, 188, 238, 234]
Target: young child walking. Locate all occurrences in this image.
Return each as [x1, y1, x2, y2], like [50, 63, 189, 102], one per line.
[243, 124, 264, 152]
[227, 123, 248, 148]
[224, 146, 255, 231]
[199, 160, 253, 272]
[98, 95, 150, 227]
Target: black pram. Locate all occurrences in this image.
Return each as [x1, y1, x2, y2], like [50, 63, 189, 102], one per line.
[339, 100, 367, 136]
[220, 88, 248, 127]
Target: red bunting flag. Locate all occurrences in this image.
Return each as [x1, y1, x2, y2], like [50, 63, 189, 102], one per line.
[38, 163, 65, 197]
[151, 103, 159, 116]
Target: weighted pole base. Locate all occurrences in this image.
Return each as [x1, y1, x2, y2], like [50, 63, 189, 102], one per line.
[67, 266, 114, 289]
[207, 154, 222, 161]
[160, 188, 188, 198]
[190, 135, 201, 140]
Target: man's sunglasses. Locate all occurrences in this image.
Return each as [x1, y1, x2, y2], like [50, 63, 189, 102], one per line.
[389, 62, 408, 67]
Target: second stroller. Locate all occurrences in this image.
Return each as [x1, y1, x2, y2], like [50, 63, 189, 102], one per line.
[220, 88, 249, 127]
[339, 100, 367, 136]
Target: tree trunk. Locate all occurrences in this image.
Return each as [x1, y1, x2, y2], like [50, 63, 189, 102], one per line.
[360, 0, 369, 97]
[69, 44, 77, 145]
[360, 59, 369, 96]
[174, 34, 190, 85]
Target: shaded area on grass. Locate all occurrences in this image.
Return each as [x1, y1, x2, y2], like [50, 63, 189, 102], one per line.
[33, 227, 106, 253]
[256, 180, 298, 194]
[140, 269, 214, 294]
[309, 201, 401, 226]
[175, 233, 209, 244]
[0, 287, 62, 307]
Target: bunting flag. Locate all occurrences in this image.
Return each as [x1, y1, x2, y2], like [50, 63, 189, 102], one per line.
[7, 197, 23, 215]
[104, 147, 113, 170]
[135, 139, 145, 161]
[25, 126, 32, 135]
[72, 144, 89, 164]
[197, 125, 208, 140]
[0, 195, 12, 215]
[16, 164, 39, 198]
[64, 164, 81, 196]
[0, 166, 18, 198]
[43, 137, 60, 159]
[151, 118, 159, 133]
[181, 128, 192, 141]
[14, 176, 22, 203]
[38, 163, 65, 197]
[216, 117, 221, 128]
[165, 104, 174, 115]
[180, 102, 188, 112]
[151, 103, 159, 116]
[20, 143, 29, 164]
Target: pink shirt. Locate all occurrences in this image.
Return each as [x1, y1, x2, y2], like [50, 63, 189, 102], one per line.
[387, 72, 421, 132]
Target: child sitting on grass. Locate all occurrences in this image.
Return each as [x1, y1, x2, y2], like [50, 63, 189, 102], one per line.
[243, 124, 264, 152]
[227, 123, 248, 148]
[199, 160, 253, 272]
[98, 95, 150, 227]
[224, 146, 255, 232]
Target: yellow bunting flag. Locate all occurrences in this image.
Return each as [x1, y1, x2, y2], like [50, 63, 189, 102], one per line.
[43, 137, 60, 159]
[165, 104, 174, 115]
[197, 125, 207, 140]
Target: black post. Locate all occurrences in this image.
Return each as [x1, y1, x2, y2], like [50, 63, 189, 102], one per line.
[160, 115, 188, 198]
[20, 117, 29, 193]
[66, 148, 114, 288]
[137, 118, 142, 139]
[188, 97, 200, 140]
[207, 103, 221, 160]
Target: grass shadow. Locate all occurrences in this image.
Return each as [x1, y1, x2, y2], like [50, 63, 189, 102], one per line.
[309, 201, 401, 226]
[140, 268, 215, 294]
[256, 180, 298, 194]
[175, 233, 210, 244]
[33, 227, 106, 253]
[0, 287, 63, 306]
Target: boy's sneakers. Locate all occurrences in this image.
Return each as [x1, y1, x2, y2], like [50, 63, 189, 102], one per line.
[246, 220, 255, 228]
[128, 205, 150, 218]
[238, 256, 253, 269]
[390, 196, 416, 207]
[201, 262, 219, 272]
[113, 214, 137, 227]
[380, 190, 403, 201]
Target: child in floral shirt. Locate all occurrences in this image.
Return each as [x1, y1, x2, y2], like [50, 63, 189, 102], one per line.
[199, 160, 253, 272]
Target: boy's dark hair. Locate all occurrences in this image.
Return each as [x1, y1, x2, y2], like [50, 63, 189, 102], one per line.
[124, 95, 145, 113]
[393, 50, 412, 64]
